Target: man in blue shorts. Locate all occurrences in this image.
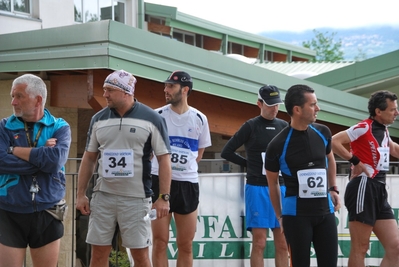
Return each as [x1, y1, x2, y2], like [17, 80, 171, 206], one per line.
[265, 84, 340, 267]
[332, 90, 399, 267]
[76, 70, 172, 267]
[221, 85, 289, 267]
[0, 74, 71, 267]
[151, 70, 212, 267]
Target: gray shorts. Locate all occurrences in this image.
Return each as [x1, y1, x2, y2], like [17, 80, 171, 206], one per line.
[86, 191, 152, 249]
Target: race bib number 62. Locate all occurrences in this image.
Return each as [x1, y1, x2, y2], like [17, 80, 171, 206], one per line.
[297, 168, 327, 198]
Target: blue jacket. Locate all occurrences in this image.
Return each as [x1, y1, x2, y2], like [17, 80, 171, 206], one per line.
[0, 109, 71, 213]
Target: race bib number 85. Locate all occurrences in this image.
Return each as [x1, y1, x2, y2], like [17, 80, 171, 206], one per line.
[102, 149, 134, 178]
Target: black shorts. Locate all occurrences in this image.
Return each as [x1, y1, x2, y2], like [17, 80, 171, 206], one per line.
[151, 175, 199, 215]
[345, 176, 394, 226]
[0, 208, 64, 248]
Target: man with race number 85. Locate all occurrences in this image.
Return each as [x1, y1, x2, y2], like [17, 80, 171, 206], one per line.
[150, 70, 212, 267]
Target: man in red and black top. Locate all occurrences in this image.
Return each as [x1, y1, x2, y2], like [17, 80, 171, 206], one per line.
[332, 90, 399, 267]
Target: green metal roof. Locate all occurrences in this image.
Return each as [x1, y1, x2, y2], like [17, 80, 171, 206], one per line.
[307, 50, 399, 98]
[1, 20, 398, 136]
[144, 3, 316, 61]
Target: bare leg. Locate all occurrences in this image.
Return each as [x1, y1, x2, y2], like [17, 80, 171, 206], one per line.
[373, 219, 399, 267]
[250, 228, 267, 267]
[0, 243, 26, 267]
[30, 238, 61, 267]
[130, 247, 151, 267]
[89, 245, 112, 267]
[272, 228, 289, 267]
[347, 221, 373, 267]
[174, 210, 198, 267]
[152, 213, 172, 267]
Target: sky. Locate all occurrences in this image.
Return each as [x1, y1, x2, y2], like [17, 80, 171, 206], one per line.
[146, 0, 399, 34]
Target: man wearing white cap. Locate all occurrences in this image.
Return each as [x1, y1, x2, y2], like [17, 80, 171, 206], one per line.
[221, 85, 289, 267]
[76, 70, 172, 267]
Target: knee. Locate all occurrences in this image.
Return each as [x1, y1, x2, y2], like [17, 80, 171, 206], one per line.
[132, 254, 150, 266]
[153, 238, 169, 250]
[274, 239, 288, 252]
[252, 238, 267, 251]
[351, 241, 370, 255]
[384, 241, 399, 258]
[176, 239, 193, 254]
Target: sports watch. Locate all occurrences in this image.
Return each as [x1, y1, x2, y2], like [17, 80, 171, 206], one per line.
[7, 146, 14, 154]
[159, 193, 170, 201]
[328, 186, 339, 194]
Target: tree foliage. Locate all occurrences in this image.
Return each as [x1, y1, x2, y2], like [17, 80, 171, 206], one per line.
[303, 29, 345, 62]
[354, 47, 368, 61]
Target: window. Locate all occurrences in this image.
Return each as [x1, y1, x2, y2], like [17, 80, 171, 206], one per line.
[74, 0, 125, 23]
[228, 42, 243, 54]
[264, 50, 273, 62]
[0, 0, 31, 14]
[172, 30, 196, 46]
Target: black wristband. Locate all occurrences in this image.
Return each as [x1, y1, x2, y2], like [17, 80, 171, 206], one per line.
[348, 155, 360, 165]
[328, 186, 339, 195]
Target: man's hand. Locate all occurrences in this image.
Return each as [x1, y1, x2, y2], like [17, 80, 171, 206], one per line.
[45, 138, 57, 147]
[152, 198, 170, 219]
[350, 162, 371, 179]
[330, 191, 341, 211]
[76, 195, 91, 215]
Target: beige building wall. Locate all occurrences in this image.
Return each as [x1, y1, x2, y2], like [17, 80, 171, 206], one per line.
[0, 79, 78, 267]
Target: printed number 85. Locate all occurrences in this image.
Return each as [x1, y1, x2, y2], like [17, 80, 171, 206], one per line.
[171, 153, 188, 164]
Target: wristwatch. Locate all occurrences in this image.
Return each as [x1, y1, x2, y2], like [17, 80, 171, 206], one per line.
[159, 193, 170, 201]
[328, 186, 339, 194]
[7, 146, 14, 154]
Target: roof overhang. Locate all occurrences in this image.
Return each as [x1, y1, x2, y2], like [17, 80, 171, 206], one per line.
[1, 20, 398, 136]
[307, 50, 399, 98]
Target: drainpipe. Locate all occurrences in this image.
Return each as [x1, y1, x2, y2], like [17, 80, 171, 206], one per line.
[137, 0, 145, 29]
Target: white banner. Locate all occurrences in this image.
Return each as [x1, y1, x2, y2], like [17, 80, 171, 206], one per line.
[132, 174, 399, 266]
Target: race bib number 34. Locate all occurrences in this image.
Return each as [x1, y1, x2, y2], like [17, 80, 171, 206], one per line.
[297, 168, 327, 198]
[102, 149, 134, 178]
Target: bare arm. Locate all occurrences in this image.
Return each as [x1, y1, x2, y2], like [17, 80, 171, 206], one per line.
[197, 147, 205, 163]
[76, 151, 99, 215]
[389, 138, 399, 159]
[332, 131, 370, 178]
[266, 170, 283, 232]
[327, 151, 340, 211]
[153, 153, 172, 218]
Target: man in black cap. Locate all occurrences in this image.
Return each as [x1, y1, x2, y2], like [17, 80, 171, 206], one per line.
[221, 85, 289, 267]
[151, 70, 212, 267]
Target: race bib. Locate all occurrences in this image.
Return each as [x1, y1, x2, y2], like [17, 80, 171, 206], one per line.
[377, 147, 389, 171]
[170, 147, 189, 172]
[102, 149, 134, 178]
[297, 168, 327, 198]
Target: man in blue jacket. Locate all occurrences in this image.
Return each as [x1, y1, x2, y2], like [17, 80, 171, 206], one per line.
[0, 74, 71, 267]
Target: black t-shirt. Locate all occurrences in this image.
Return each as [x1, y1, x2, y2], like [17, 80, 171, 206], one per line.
[265, 123, 334, 216]
[221, 115, 288, 185]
